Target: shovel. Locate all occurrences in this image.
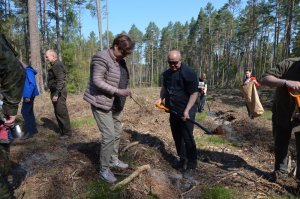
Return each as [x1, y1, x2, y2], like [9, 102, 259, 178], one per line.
[155, 103, 212, 134]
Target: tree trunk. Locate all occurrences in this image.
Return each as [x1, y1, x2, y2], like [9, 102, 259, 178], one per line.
[106, 0, 109, 48]
[54, 0, 62, 60]
[96, 0, 103, 50]
[28, 0, 44, 93]
[282, 0, 294, 59]
[273, 1, 280, 67]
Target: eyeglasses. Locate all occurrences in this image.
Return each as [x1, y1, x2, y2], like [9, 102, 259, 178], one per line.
[168, 61, 179, 65]
[119, 48, 132, 56]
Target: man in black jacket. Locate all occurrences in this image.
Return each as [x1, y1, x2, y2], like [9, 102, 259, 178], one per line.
[45, 49, 71, 138]
[156, 50, 198, 178]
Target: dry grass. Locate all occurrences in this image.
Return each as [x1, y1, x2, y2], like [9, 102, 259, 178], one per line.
[8, 87, 299, 198]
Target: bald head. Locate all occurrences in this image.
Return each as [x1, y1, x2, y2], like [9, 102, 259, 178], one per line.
[168, 50, 181, 61]
[167, 50, 182, 71]
[45, 49, 58, 64]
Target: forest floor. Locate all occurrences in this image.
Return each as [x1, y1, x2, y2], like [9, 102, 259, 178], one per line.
[8, 87, 300, 199]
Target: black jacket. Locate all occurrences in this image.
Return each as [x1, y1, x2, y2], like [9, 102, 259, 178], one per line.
[47, 60, 67, 96]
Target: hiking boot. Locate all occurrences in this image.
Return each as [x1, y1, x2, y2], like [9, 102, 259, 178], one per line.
[183, 168, 195, 179]
[20, 133, 33, 140]
[271, 170, 289, 183]
[172, 159, 187, 170]
[110, 159, 128, 169]
[59, 134, 71, 140]
[99, 169, 117, 183]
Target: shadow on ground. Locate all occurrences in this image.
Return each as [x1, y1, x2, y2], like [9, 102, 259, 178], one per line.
[68, 142, 100, 171]
[40, 117, 60, 134]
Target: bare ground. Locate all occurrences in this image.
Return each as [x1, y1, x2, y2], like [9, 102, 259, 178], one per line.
[8, 87, 300, 198]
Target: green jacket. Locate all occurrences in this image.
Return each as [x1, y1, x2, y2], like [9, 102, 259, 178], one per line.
[47, 60, 67, 97]
[0, 33, 25, 116]
[262, 57, 300, 129]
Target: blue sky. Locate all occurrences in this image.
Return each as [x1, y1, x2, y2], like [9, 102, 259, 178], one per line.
[81, 0, 242, 38]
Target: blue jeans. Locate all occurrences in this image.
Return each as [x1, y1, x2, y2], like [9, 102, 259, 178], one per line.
[21, 98, 38, 134]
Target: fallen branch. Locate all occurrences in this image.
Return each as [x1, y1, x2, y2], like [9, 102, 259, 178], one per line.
[111, 164, 151, 190]
[121, 141, 139, 153]
[180, 184, 201, 198]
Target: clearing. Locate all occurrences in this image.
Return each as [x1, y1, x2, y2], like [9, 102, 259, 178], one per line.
[8, 87, 299, 198]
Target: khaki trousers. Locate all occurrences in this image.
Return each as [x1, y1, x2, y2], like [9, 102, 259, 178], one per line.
[92, 106, 122, 172]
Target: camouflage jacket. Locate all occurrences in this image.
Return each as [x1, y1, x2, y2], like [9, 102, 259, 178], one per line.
[0, 33, 25, 116]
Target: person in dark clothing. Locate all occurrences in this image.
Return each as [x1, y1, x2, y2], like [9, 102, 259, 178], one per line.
[21, 64, 39, 140]
[156, 50, 198, 178]
[0, 32, 25, 199]
[45, 49, 71, 138]
[197, 73, 207, 113]
[261, 58, 300, 190]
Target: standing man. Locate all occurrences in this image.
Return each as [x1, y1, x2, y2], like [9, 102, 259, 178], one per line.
[83, 34, 135, 183]
[45, 49, 72, 138]
[0, 33, 25, 198]
[21, 63, 39, 140]
[261, 57, 300, 190]
[155, 50, 199, 178]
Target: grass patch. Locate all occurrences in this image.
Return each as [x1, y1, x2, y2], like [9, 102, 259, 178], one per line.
[207, 136, 227, 145]
[195, 137, 205, 148]
[71, 116, 96, 128]
[263, 110, 272, 120]
[196, 112, 207, 121]
[86, 180, 123, 199]
[206, 95, 214, 101]
[202, 185, 236, 199]
[147, 193, 159, 199]
[195, 135, 228, 148]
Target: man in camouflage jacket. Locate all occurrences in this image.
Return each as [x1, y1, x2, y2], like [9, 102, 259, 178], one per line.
[262, 58, 300, 190]
[0, 33, 25, 198]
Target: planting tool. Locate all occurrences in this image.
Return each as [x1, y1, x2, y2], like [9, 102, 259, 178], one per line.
[130, 96, 152, 113]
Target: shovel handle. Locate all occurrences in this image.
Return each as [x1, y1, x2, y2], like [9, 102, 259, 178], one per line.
[155, 103, 211, 134]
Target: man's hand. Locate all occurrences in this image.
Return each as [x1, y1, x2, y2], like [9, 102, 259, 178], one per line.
[182, 110, 190, 121]
[286, 80, 300, 90]
[25, 98, 31, 102]
[155, 98, 162, 106]
[52, 95, 58, 102]
[4, 115, 16, 128]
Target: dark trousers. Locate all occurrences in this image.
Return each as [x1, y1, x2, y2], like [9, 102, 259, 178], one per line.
[272, 115, 300, 182]
[273, 124, 291, 173]
[169, 111, 197, 169]
[0, 144, 14, 199]
[51, 89, 71, 136]
[21, 98, 38, 134]
[198, 94, 206, 112]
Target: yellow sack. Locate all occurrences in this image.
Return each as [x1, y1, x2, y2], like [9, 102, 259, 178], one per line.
[241, 81, 264, 117]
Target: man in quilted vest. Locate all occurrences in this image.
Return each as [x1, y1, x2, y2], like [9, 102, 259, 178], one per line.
[83, 34, 135, 183]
